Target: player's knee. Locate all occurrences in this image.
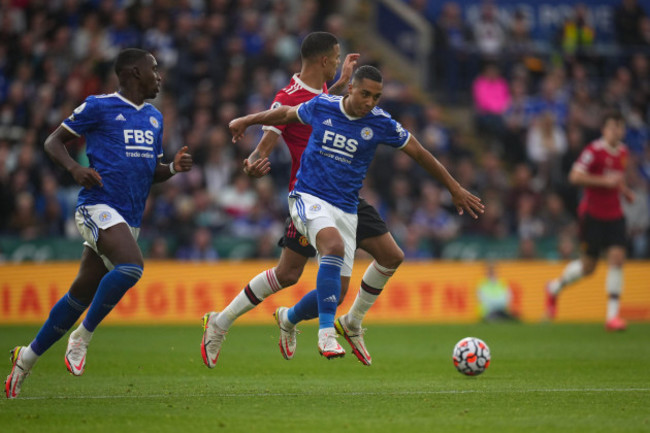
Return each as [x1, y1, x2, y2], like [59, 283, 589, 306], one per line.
[582, 260, 596, 276]
[378, 247, 404, 270]
[320, 244, 344, 258]
[275, 266, 303, 287]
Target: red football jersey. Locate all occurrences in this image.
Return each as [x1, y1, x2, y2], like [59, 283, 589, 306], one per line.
[572, 138, 629, 220]
[262, 74, 327, 191]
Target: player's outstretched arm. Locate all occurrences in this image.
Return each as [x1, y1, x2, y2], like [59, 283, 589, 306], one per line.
[329, 53, 360, 96]
[44, 126, 103, 189]
[154, 146, 193, 182]
[229, 105, 300, 142]
[569, 167, 623, 189]
[401, 136, 484, 219]
[243, 130, 279, 178]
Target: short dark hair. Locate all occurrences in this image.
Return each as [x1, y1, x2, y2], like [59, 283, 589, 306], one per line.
[300, 32, 338, 60]
[352, 65, 382, 84]
[601, 109, 624, 125]
[114, 48, 150, 76]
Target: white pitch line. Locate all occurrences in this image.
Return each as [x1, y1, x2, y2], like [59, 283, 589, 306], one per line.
[10, 388, 650, 401]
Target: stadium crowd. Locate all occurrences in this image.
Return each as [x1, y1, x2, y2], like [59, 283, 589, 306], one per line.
[0, 0, 648, 261]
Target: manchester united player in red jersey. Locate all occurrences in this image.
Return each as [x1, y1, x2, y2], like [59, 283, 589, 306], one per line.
[201, 32, 404, 368]
[545, 110, 635, 331]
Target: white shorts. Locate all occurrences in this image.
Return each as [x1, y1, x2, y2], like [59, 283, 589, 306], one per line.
[75, 204, 140, 271]
[288, 191, 357, 277]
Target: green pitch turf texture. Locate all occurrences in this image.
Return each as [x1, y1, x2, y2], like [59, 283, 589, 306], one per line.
[1, 323, 649, 433]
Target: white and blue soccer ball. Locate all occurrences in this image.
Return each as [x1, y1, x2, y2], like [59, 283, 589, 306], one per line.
[452, 337, 491, 376]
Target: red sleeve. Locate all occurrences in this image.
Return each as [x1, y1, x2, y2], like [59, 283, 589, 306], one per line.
[573, 144, 594, 173]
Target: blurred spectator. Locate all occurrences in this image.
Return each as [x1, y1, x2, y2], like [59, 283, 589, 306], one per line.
[431, 1, 472, 103]
[502, 77, 531, 164]
[7, 190, 39, 239]
[515, 193, 544, 240]
[556, 3, 595, 64]
[525, 111, 568, 187]
[470, 1, 507, 62]
[556, 233, 578, 260]
[614, 0, 647, 48]
[148, 236, 171, 260]
[420, 103, 452, 154]
[34, 172, 67, 237]
[176, 227, 219, 261]
[517, 237, 538, 259]
[568, 83, 602, 143]
[411, 182, 460, 257]
[623, 164, 650, 258]
[402, 226, 433, 260]
[476, 261, 518, 322]
[472, 61, 510, 142]
[539, 191, 576, 238]
[623, 104, 649, 156]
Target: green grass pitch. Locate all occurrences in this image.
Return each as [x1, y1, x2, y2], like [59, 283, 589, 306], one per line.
[1, 323, 649, 433]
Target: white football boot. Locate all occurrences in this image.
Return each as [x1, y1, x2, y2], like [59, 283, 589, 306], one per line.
[5, 346, 31, 399]
[65, 333, 90, 376]
[273, 307, 298, 360]
[201, 312, 227, 368]
[318, 328, 345, 359]
[335, 314, 371, 366]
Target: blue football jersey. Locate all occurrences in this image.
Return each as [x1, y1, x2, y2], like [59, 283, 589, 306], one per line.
[294, 94, 410, 213]
[62, 93, 164, 227]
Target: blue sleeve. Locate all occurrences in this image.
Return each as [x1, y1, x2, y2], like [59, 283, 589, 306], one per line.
[157, 123, 164, 159]
[382, 118, 411, 149]
[61, 97, 98, 137]
[296, 95, 320, 125]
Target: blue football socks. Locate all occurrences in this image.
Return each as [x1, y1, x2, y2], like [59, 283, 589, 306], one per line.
[30, 293, 88, 356]
[287, 255, 344, 328]
[315, 255, 344, 329]
[82, 264, 143, 332]
[287, 290, 319, 324]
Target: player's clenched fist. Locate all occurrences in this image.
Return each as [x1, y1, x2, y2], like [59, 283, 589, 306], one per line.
[229, 118, 248, 142]
[71, 166, 103, 189]
[173, 146, 193, 172]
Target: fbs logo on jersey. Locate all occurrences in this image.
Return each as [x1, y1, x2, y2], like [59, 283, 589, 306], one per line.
[124, 129, 154, 144]
[322, 130, 358, 154]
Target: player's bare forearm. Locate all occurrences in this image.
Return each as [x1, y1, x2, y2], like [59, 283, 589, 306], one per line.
[45, 126, 103, 188]
[249, 131, 280, 162]
[230, 106, 298, 142]
[569, 168, 622, 189]
[329, 53, 360, 95]
[243, 131, 278, 177]
[44, 127, 82, 173]
[154, 146, 192, 183]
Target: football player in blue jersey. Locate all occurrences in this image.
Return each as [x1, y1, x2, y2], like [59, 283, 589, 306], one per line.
[5, 48, 192, 399]
[229, 65, 483, 359]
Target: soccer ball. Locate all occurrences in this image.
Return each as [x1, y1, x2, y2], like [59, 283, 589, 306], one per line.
[452, 337, 491, 376]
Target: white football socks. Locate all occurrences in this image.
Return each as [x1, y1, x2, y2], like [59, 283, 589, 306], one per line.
[549, 259, 584, 296]
[216, 268, 282, 330]
[347, 261, 396, 329]
[606, 266, 623, 320]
